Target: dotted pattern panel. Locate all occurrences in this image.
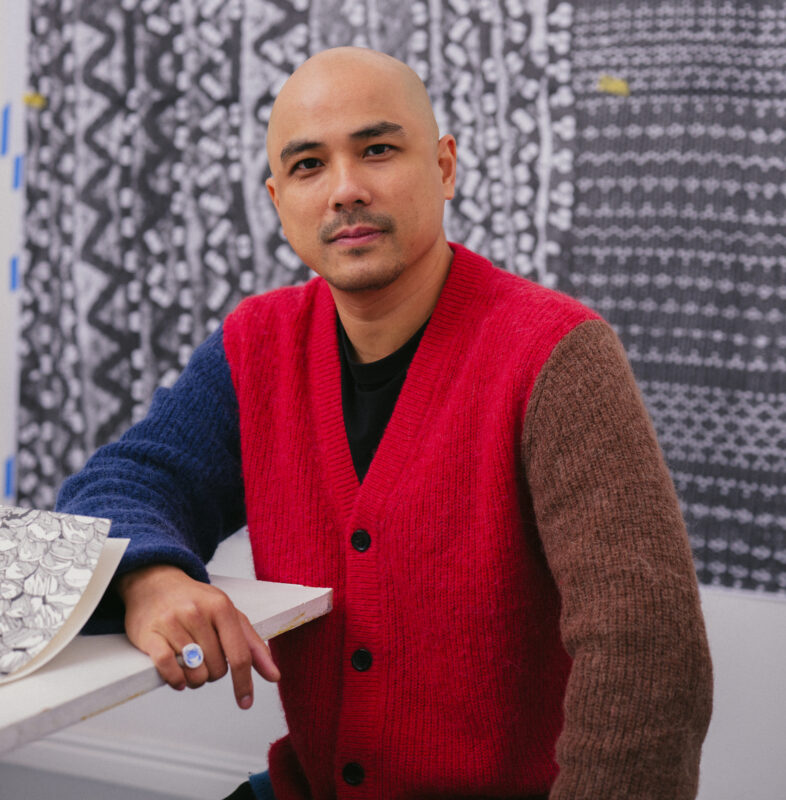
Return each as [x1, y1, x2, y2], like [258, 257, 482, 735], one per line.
[560, 1, 786, 593]
[0, 0, 29, 504]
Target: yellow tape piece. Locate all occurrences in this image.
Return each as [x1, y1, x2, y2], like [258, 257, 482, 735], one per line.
[597, 74, 630, 97]
[23, 92, 47, 109]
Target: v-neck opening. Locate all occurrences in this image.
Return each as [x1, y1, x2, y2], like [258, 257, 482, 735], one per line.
[338, 315, 429, 482]
[307, 244, 487, 525]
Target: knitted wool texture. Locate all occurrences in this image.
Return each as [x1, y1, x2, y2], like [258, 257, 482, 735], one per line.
[224, 245, 597, 798]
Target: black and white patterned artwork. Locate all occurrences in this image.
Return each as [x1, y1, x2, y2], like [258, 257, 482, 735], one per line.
[18, 0, 786, 595]
[0, 505, 110, 676]
[556, 3, 786, 594]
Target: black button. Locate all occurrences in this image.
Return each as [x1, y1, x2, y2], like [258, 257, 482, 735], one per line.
[342, 761, 364, 785]
[351, 648, 372, 671]
[351, 529, 371, 552]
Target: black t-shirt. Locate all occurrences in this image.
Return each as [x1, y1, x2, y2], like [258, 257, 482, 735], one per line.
[338, 316, 428, 482]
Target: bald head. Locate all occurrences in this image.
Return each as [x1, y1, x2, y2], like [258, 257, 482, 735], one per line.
[266, 47, 439, 169]
[262, 46, 456, 300]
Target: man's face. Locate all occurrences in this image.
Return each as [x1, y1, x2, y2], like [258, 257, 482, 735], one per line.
[266, 55, 456, 294]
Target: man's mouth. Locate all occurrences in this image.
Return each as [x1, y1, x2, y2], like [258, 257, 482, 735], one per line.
[329, 226, 384, 246]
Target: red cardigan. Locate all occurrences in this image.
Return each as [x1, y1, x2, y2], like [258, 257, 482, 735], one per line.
[223, 245, 597, 798]
[60, 242, 711, 796]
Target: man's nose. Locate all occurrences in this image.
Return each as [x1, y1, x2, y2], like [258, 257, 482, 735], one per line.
[327, 160, 372, 210]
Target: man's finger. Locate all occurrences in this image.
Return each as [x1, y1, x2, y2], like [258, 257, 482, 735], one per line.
[213, 604, 260, 709]
[240, 613, 281, 683]
[144, 632, 188, 691]
[174, 609, 228, 685]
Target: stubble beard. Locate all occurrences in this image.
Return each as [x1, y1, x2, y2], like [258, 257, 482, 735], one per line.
[322, 251, 407, 293]
[318, 210, 404, 293]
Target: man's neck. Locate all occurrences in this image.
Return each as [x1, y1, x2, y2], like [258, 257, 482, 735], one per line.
[332, 240, 453, 364]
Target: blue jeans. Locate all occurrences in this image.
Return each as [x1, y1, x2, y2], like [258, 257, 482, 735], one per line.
[249, 770, 276, 800]
[241, 771, 547, 800]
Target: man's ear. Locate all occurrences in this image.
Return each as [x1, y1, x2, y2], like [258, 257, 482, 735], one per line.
[266, 175, 280, 210]
[437, 134, 457, 201]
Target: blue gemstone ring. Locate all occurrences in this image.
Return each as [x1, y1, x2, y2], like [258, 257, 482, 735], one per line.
[180, 642, 204, 669]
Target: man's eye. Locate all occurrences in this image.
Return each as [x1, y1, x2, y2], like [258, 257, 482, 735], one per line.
[365, 143, 393, 157]
[292, 157, 321, 173]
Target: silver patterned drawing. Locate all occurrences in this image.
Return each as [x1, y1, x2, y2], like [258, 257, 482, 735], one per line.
[0, 506, 111, 676]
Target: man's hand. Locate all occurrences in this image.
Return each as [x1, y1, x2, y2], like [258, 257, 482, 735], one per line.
[116, 564, 280, 709]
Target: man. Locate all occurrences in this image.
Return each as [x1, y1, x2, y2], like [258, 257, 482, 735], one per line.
[58, 47, 713, 800]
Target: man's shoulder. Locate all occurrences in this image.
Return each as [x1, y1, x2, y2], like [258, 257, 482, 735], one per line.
[450, 243, 600, 331]
[228, 276, 326, 325]
[221, 275, 331, 365]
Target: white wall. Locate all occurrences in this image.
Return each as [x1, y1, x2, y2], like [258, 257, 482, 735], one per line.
[697, 588, 786, 799]
[0, 0, 27, 507]
[2, 528, 785, 799]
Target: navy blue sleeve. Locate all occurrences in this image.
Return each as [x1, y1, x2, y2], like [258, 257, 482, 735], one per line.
[56, 325, 246, 631]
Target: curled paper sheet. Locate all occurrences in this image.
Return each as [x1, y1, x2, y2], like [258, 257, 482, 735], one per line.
[0, 506, 127, 683]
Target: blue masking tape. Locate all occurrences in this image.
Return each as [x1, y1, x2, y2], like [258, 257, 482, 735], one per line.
[4, 456, 14, 499]
[10, 255, 19, 291]
[13, 155, 24, 190]
[1, 105, 9, 156]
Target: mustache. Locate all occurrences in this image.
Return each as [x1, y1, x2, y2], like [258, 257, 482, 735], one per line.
[319, 210, 396, 244]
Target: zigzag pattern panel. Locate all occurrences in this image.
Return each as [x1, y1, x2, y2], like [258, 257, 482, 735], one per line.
[560, 1, 786, 593]
[19, 0, 572, 507]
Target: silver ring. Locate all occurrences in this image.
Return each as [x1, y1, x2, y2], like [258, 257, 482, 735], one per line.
[180, 642, 204, 669]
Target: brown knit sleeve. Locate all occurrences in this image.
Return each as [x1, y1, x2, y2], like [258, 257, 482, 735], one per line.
[522, 318, 713, 800]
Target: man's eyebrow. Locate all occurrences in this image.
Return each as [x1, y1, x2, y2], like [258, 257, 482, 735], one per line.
[279, 139, 323, 165]
[349, 120, 405, 140]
